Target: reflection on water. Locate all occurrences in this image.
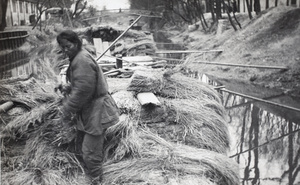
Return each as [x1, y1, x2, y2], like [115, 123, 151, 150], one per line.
[186, 69, 300, 185]
[224, 92, 300, 185]
[0, 50, 31, 79]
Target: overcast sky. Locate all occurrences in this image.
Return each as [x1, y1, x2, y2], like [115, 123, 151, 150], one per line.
[87, 0, 130, 10]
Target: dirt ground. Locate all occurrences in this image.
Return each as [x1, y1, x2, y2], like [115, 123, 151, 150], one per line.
[167, 6, 300, 101]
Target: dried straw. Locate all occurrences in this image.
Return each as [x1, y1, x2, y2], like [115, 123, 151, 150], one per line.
[102, 129, 239, 185]
[127, 69, 221, 102]
[104, 114, 142, 161]
[2, 168, 90, 185]
[160, 72, 222, 101]
[111, 90, 140, 115]
[2, 98, 86, 184]
[127, 69, 164, 93]
[163, 98, 229, 153]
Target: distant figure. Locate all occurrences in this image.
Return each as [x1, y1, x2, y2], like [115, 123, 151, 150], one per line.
[56, 30, 119, 184]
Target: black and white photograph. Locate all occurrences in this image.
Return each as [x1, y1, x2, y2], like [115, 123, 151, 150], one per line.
[1, 0, 300, 184]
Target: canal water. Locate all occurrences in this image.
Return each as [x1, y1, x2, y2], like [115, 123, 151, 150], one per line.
[185, 71, 300, 185]
[0, 50, 31, 79]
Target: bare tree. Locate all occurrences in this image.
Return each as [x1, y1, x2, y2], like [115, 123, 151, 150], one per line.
[254, 0, 261, 15]
[222, 0, 237, 31]
[215, 0, 222, 19]
[245, 0, 253, 19]
[266, 0, 269, 9]
[71, 0, 87, 18]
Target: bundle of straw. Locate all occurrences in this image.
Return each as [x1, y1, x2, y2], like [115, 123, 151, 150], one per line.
[0, 77, 57, 110]
[127, 69, 164, 93]
[2, 99, 85, 185]
[125, 69, 229, 153]
[160, 72, 222, 101]
[111, 90, 140, 115]
[2, 168, 90, 185]
[102, 129, 239, 185]
[128, 69, 222, 102]
[164, 98, 229, 153]
[104, 114, 142, 161]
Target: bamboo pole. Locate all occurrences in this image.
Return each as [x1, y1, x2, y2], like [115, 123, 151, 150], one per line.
[153, 56, 288, 69]
[220, 88, 300, 112]
[213, 85, 226, 89]
[96, 15, 142, 62]
[151, 56, 183, 62]
[225, 93, 285, 110]
[192, 61, 289, 70]
[155, 49, 223, 54]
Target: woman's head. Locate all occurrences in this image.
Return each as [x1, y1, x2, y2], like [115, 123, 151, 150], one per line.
[57, 30, 82, 59]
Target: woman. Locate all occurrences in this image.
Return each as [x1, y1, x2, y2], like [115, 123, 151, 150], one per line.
[56, 30, 119, 183]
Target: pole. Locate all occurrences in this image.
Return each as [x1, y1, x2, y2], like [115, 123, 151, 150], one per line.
[220, 88, 300, 112]
[95, 15, 142, 62]
[152, 56, 288, 70]
[155, 49, 223, 54]
[192, 61, 288, 70]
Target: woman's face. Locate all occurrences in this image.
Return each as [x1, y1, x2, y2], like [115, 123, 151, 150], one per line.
[59, 39, 79, 59]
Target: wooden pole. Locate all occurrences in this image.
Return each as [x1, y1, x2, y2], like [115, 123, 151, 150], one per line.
[230, 127, 300, 158]
[225, 93, 285, 110]
[220, 88, 300, 112]
[192, 61, 288, 70]
[152, 56, 288, 70]
[95, 15, 142, 62]
[155, 49, 223, 54]
[151, 56, 183, 62]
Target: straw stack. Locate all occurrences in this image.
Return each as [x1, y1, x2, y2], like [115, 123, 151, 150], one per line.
[1, 68, 239, 185]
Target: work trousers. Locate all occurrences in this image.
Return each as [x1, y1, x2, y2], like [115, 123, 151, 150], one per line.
[77, 131, 105, 179]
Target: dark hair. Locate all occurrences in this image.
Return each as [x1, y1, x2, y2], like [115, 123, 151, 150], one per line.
[56, 30, 82, 49]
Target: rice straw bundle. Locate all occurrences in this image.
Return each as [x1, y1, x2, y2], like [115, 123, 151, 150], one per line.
[163, 98, 229, 153]
[2, 99, 86, 184]
[107, 78, 131, 94]
[101, 130, 239, 185]
[2, 168, 90, 185]
[3, 104, 48, 139]
[139, 104, 167, 124]
[127, 69, 221, 102]
[104, 114, 142, 161]
[0, 77, 57, 111]
[127, 69, 164, 93]
[111, 90, 140, 115]
[160, 72, 221, 101]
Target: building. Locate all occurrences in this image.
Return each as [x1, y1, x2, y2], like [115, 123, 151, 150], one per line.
[5, 0, 39, 27]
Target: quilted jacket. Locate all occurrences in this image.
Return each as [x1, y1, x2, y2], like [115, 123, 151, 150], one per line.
[62, 49, 119, 135]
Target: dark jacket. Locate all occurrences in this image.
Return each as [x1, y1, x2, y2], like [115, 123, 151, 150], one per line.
[62, 49, 119, 135]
